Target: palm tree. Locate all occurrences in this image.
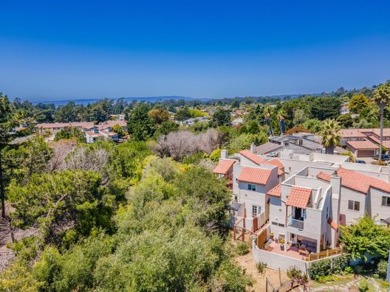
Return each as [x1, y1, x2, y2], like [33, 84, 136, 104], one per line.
[278, 109, 287, 136]
[373, 82, 390, 161]
[320, 119, 341, 155]
[263, 104, 273, 136]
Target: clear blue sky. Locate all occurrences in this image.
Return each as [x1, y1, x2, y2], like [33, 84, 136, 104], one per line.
[1, 0, 390, 100]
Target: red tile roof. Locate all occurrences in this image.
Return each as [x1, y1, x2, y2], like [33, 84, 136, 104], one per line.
[285, 186, 312, 209]
[317, 168, 390, 194]
[328, 218, 338, 230]
[240, 150, 284, 176]
[213, 159, 236, 175]
[267, 184, 281, 197]
[267, 159, 285, 176]
[240, 150, 265, 164]
[346, 140, 379, 150]
[339, 129, 366, 138]
[237, 167, 272, 185]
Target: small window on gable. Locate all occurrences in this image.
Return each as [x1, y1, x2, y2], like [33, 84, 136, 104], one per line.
[247, 184, 256, 191]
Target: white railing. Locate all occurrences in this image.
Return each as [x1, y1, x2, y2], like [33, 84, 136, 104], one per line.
[288, 217, 304, 229]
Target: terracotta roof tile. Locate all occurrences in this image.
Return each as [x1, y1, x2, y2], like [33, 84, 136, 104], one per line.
[285, 186, 312, 209]
[346, 140, 379, 150]
[339, 129, 366, 138]
[240, 150, 265, 164]
[317, 168, 390, 194]
[267, 184, 281, 197]
[237, 167, 272, 185]
[240, 150, 284, 176]
[213, 159, 236, 175]
[267, 159, 285, 176]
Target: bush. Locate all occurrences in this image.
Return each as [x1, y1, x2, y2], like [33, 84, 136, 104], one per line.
[359, 278, 368, 292]
[377, 260, 388, 279]
[287, 266, 308, 285]
[344, 266, 354, 274]
[256, 262, 267, 274]
[309, 255, 350, 280]
[309, 259, 331, 280]
[235, 241, 250, 256]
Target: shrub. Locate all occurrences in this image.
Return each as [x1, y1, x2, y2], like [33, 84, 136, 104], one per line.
[344, 266, 354, 274]
[309, 259, 331, 280]
[235, 241, 250, 256]
[359, 279, 368, 292]
[287, 266, 308, 285]
[256, 262, 267, 274]
[377, 260, 388, 279]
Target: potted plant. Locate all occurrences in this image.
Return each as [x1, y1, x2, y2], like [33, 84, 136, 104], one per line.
[279, 238, 285, 251]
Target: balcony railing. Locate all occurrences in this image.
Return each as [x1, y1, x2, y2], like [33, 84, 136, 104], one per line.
[288, 217, 304, 229]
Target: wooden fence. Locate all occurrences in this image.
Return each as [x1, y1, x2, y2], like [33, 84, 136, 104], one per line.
[304, 247, 343, 261]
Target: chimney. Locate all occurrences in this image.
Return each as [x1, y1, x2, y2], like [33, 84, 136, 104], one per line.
[221, 149, 228, 159]
[330, 171, 342, 247]
[250, 143, 256, 154]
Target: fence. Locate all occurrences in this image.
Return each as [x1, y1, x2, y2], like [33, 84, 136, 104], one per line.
[304, 247, 343, 261]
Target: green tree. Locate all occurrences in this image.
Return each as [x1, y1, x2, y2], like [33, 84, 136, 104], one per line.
[320, 119, 341, 154]
[55, 127, 86, 142]
[373, 82, 390, 161]
[0, 94, 16, 218]
[212, 109, 231, 127]
[339, 216, 390, 261]
[349, 93, 369, 114]
[8, 170, 104, 242]
[148, 108, 170, 124]
[127, 103, 154, 141]
[111, 124, 127, 138]
[311, 97, 341, 120]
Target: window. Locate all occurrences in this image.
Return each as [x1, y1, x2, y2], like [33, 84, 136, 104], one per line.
[382, 196, 390, 207]
[247, 184, 256, 191]
[252, 205, 261, 218]
[348, 200, 360, 211]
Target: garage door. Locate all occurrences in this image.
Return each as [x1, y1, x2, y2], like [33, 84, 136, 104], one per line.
[357, 150, 375, 157]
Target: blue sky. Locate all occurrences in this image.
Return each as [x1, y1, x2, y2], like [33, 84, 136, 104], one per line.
[1, 0, 390, 100]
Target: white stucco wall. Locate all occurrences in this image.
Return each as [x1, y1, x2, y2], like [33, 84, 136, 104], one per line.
[370, 188, 390, 224]
[339, 187, 367, 225]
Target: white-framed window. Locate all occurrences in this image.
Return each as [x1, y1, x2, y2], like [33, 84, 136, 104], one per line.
[247, 184, 256, 191]
[348, 200, 360, 211]
[382, 196, 390, 207]
[252, 205, 261, 218]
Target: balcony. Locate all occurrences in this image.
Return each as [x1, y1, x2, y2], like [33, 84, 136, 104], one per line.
[288, 217, 304, 229]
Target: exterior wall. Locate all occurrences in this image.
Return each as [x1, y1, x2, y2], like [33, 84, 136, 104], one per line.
[252, 240, 309, 272]
[370, 188, 390, 225]
[339, 187, 366, 225]
[269, 196, 287, 237]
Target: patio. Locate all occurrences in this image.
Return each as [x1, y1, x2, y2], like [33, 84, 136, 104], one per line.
[264, 241, 308, 260]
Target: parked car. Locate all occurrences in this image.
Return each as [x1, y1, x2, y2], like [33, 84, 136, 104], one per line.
[355, 160, 366, 164]
[373, 154, 390, 161]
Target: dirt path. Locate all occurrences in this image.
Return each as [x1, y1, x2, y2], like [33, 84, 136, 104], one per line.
[234, 251, 290, 291]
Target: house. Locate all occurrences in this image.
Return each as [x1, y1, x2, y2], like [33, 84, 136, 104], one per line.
[267, 166, 340, 254]
[263, 133, 347, 156]
[339, 128, 390, 157]
[317, 168, 390, 226]
[35, 122, 95, 134]
[213, 148, 284, 233]
[345, 140, 379, 158]
[215, 146, 390, 272]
